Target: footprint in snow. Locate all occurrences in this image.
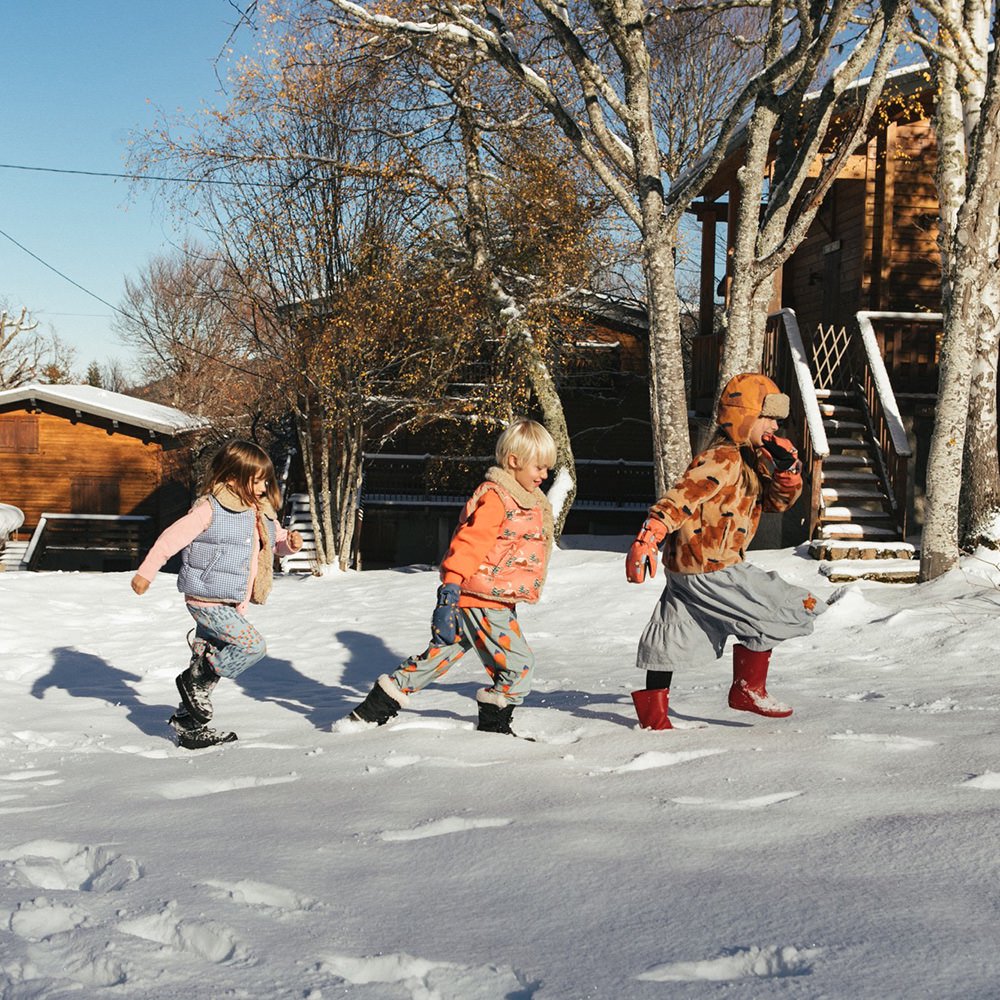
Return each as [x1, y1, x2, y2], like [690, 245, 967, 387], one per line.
[203, 878, 318, 912]
[670, 791, 802, 810]
[318, 949, 536, 997]
[828, 731, 935, 751]
[0, 802, 66, 815]
[368, 753, 500, 773]
[960, 771, 1000, 790]
[592, 748, 726, 774]
[839, 691, 886, 702]
[0, 769, 62, 782]
[156, 773, 300, 800]
[118, 900, 255, 966]
[636, 943, 823, 982]
[380, 816, 513, 841]
[331, 716, 473, 735]
[4, 925, 132, 989]
[890, 697, 959, 713]
[0, 840, 143, 892]
[8, 897, 91, 940]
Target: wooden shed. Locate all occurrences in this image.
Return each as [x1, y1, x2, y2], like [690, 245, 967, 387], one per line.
[0, 383, 209, 570]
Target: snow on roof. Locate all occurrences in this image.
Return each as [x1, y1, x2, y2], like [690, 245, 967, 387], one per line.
[0, 383, 210, 436]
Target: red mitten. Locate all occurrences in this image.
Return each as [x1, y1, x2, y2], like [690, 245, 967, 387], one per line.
[759, 434, 801, 476]
[626, 518, 667, 583]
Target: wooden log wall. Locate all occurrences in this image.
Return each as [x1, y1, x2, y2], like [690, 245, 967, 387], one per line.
[0, 404, 193, 532]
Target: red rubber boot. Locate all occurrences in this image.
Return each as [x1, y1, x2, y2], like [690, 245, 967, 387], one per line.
[631, 688, 673, 730]
[728, 645, 793, 718]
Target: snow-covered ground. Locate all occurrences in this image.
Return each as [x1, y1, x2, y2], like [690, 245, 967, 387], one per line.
[2, 539, 1000, 999]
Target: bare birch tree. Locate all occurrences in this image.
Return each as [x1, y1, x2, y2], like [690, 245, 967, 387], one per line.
[0, 307, 41, 389]
[719, 1, 909, 385]
[316, 0, 784, 491]
[113, 247, 259, 437]
[912, 1, 1000, 575]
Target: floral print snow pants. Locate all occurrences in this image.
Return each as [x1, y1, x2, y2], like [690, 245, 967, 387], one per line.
[390, 606, 536, 705]
[186, 603, 267, 679]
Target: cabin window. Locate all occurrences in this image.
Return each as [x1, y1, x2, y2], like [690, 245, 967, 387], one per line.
[71, 477, 121, 514]
[0, 415, 39, 453]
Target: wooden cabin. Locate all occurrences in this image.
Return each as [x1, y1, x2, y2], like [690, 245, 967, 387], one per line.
[0, 383, 209, 570]
[686, 64, 943, 572]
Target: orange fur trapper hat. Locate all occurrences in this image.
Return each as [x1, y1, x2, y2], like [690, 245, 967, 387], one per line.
[717, 373, 789, 444]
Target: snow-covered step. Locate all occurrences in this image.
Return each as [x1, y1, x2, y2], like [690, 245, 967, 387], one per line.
[818, 558, 919, 583]
[823, 456, 875, 475]
[818, 523, 899, 540]
[826, 436, 872, 450]
[821, 469, 881, 483]
[821, 486, 885, 503]
[823, 419, 866, 433]
[819, 403, 863, 420]
[0, 539, 28, 571]
[809, 538, 916, 561]
[819, 506, 893, 522]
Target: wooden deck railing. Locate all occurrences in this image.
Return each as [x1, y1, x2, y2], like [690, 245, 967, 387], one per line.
[763, 309, 923, 540]
[853, 312, 932, 538]
[764, 309, 830, 538]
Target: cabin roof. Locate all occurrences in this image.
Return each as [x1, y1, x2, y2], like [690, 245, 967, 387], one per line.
[680, 56, 933, 202]
[0, 383, 210, 436]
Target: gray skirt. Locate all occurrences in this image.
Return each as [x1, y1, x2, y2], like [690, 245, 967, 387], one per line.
[636, 562, 827, 671]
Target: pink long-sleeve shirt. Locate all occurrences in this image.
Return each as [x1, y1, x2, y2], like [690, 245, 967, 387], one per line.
[136, 498, 295, 614]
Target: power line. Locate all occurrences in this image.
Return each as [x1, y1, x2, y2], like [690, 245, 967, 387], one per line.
[0, 161, 276, 187]
[0, 225, 267, 379]
[0, 226, 123, 316]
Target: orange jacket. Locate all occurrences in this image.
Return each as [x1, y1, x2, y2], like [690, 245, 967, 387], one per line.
[648, 442, 801, 574]
[440, 467, 553, 608]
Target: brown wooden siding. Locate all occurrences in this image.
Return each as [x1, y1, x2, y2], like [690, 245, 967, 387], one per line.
[0, 404, 195, 532]
[782, 172, 867, 335]
[887, 122, 940, 311]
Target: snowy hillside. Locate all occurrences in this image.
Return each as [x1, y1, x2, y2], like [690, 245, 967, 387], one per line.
[2, 540, 1000, 999]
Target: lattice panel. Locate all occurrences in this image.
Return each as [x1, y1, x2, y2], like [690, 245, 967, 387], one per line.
[810, 324, 855, 391]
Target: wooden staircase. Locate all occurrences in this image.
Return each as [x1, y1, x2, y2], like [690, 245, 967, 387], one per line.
[815, 389, 903, 546]
[764, 310, 920, 582]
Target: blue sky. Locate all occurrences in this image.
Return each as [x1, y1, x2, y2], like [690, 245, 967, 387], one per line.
[0, 1, 254, 374]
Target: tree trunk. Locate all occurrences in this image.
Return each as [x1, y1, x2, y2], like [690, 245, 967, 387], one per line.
[920, 6, 1000, 580]
[526, 342, 576, 535]
[453, 78, 580, 530]
[720, 103, 778, 386]
[619, 0, 690, 493]
[641, 222, 690, 494]
[961, 317, 1000, 547]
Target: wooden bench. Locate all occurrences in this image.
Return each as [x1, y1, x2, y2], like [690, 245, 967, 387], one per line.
[24, 513, 154, 572]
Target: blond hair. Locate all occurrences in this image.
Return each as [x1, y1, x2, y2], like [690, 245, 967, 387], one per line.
[495, 418, 557, 469]
[203, 439, 281, 509]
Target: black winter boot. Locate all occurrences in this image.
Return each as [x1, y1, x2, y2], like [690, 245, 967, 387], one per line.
[175, 640, 219, 726]
[477, 701, 516, 734]
[169, 710, 237, 749]
[349, 676, 406, 725]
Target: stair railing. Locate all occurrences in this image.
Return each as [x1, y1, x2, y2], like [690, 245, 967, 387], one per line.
[853, 312, 930, 539]
[764, 309, 830, 538]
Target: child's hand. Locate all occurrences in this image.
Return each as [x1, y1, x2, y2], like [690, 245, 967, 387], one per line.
[430, 583, 461, 645]
[131, 574, 150, 596]
[626, 519, 667, 584]
[759, 434, 801, 475]
[288, 530, 303, 553]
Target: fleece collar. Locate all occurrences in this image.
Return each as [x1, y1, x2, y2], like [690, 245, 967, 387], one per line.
[210, 484, 277, 521]
[485, 466, 545, 509]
